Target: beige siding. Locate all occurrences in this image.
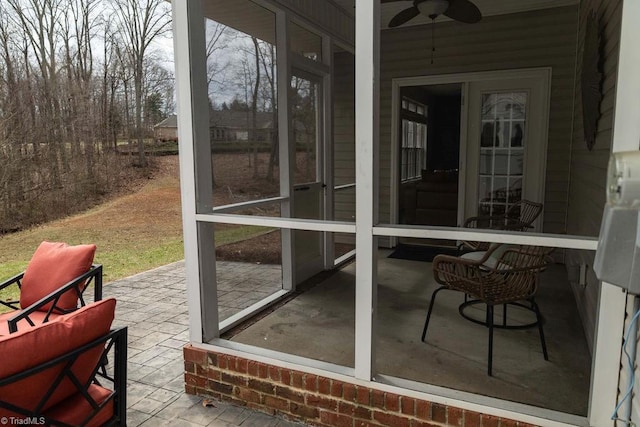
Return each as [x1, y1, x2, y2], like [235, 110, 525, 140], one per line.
[273, 0, 354, 47]
[333, 51, 355, 224]
[565, 0, 622, 354]
[379, 6, 579, 235]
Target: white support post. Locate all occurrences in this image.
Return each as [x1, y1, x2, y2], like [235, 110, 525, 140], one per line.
[354, 0, 380, 381]
[173, 0, 219, 343]
[323, 35, 335, 269]
[277, 10, 295, 290]
[589, 0, 640, 424]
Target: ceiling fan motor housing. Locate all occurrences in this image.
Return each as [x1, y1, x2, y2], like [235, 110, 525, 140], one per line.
[387, 0, 482, 27]
[417, 0, 450, 19]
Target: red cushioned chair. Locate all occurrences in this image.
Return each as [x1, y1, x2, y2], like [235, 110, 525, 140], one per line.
[0, 241, 103, 334]
[0, 298, 126, 426]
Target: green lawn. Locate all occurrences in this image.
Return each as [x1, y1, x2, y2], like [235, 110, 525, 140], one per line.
[0, 161, 269, 304]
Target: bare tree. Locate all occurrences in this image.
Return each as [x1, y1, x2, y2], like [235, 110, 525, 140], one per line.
[0, 0, 176, 232]
[205, 21, 233, 94]
[7, 0, 67, 181]
[110, 0, 171, 167]
[250, 37, 260, 178]
[61, 0, 100, 176]
[257, 41, 278, 181]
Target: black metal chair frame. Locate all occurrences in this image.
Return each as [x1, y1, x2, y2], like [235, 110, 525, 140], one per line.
[422, 246, 550, 376]
[0, 326, 127, 426]
[0, 264, 103, 333]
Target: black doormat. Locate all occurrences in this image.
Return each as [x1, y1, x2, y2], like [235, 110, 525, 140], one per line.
[387, 244, 459, 262]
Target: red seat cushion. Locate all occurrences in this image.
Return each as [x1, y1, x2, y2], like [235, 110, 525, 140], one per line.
[43, 384, 114, 427]
[20, 241, 97, 311]
[0, 298, 116, 417]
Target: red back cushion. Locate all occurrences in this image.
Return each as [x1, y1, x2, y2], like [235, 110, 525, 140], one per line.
[0, 298, 116, 415]
[20, 241, 96, 311]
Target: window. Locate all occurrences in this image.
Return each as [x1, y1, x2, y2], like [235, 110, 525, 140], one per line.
[478, 92, 526, 216]
[401, 98, 427, 181]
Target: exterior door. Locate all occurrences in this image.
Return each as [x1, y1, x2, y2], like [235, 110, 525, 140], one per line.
[291, 70, 325, 283]
[465, 72, 550, 231]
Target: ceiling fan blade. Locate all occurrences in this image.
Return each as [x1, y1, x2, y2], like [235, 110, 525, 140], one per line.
[443, 0, 482, 23]
[388, 6, 420, 28]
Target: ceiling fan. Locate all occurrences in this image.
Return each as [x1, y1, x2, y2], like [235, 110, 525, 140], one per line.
[384, 0, 482, 63]
[385, 0, 482, 28]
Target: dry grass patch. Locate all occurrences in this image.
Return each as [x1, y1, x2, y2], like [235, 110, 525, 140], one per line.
[0, 156, 270, 286]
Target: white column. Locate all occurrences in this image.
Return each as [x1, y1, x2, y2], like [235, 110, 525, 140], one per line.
[277, 10, 295, 291]
[173, 0, 219, 343]
[354, 0, 380, 380]
[323, 35, 335, 269]
[589, 0, 640, 424]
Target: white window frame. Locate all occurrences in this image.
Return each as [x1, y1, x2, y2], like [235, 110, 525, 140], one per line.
[400, 97, 428, 182]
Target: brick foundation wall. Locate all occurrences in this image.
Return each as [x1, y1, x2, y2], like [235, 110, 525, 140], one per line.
[184, 345, 537, 427]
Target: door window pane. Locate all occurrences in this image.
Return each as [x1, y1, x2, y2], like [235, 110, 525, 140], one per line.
[204, 1, 279, 207]
[477, 92, 527, 216]
[291, 75, 320, 184]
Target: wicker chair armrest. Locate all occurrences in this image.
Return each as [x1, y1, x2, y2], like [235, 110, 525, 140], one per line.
[499, 219, 534, 232]
[435, 243, 504, 271]
[490, 247, 551, 273]
[432, 254, 486, 284]
[6, 264, 103, 333]
[463, 215, 503, 229]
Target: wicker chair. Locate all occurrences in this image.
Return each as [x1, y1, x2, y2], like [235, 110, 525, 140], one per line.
[421, 245, 553, 376]
[461, 199, 543, 251]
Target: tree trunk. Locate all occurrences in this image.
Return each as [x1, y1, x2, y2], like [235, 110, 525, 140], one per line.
[251, 37, 260, 178]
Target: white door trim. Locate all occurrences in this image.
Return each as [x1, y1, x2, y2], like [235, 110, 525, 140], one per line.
[465, 70, 551, 230]
[390, 67, 552, 242]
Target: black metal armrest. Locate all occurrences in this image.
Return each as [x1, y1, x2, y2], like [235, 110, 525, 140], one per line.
[0, 272, 25, 311]
[0, 271, 25, 291]
[6, 264, 103, 333]
[0, 326, 127, 425]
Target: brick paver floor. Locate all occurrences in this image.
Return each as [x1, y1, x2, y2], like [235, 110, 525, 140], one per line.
[103, 260, 304, 426]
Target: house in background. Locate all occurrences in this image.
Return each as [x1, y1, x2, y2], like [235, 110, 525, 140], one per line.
[209, 109, 275, 142]
[153, 111, 276, 144]
[173, 0, 640, 426]
[153, 114, 179, 142]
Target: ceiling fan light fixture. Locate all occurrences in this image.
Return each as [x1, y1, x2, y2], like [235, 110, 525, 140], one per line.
[417, 0, 450, 19]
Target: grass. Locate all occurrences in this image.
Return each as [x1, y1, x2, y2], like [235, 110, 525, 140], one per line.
[0, 157, 269, 303]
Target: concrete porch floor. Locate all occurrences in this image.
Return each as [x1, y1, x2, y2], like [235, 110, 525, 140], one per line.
[105, 249, 592, 425]
[229, 251, 592, 416]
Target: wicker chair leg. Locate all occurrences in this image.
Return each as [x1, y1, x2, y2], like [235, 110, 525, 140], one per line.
[487, 304, 494, 376]
[531, 298, 549, 361]
[422, 286, 446, 342]
[502, 303, 508, 326]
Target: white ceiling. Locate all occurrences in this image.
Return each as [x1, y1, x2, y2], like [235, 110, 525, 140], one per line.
[330, 0, 578, 28]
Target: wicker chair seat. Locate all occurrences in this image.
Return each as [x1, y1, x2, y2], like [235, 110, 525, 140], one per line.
[423, 244, 553, 376]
